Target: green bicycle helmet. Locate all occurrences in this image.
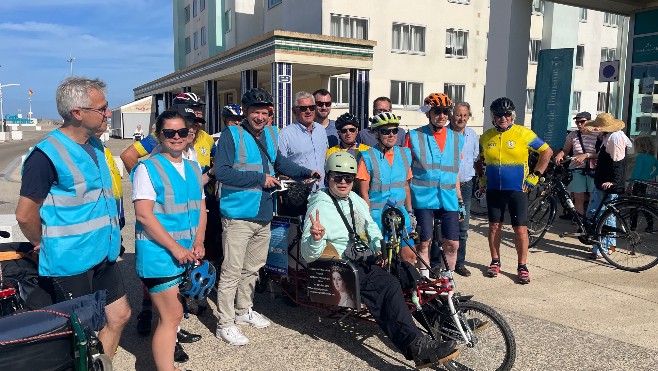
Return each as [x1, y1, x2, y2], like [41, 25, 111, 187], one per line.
[368, 112, 400, 130]
[325, 152, 357, 174]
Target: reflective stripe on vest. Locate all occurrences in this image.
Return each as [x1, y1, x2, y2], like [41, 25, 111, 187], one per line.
[409, 125, 463, 211]
[134, 154, 202, 278]
[33, 130, 120, 276]
[220, 125, 278, 219]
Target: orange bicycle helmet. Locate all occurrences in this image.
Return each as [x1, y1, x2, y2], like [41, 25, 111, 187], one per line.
[424, 93, 453, 108]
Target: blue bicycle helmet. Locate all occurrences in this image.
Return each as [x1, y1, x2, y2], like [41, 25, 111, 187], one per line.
[222, 104, 243, 117]
[179, 260, 216, 300]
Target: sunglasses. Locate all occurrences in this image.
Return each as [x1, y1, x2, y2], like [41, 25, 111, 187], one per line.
[379, 128, 400, 135]
[316, 101, 332, 108]
[494, 112, 513, 119]
[297, 105, 317, 112]
[373, 109, 391, 115]
[575, 119, 588, 124]
[332, 174, 355, 184]
[161, 128, 190, 139]
[431, 108, 451, 115]
[339, 127, 357, 134]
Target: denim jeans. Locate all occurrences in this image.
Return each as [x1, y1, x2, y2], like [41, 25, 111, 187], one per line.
[586, 188, 617, 254]
[457, 180, 473, 267]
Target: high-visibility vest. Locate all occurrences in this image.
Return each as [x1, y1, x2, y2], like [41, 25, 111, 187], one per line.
[32, 130, 120, 276]
[360, 146, 413, 235]
[220, 125, 278, 219]
[408, 125, 463, 211]
[132, 154, 202, 278]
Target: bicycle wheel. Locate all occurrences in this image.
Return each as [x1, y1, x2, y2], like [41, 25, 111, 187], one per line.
[471, 177, 488, 217]
[527, 195, 556, 247]
[595, 202, 658, 272]
[433, 300, 516, 371]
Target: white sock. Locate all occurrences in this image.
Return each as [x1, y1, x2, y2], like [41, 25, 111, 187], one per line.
[419, 268, 430, 278]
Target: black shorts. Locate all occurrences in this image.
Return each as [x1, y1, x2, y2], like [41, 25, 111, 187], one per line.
[414, 208, 460, 242]
[140, 275, 184, 294]
[486, 190, 529, 227]
[39, 259, 126, 305]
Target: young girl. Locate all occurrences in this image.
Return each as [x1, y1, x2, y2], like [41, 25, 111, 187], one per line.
[629, 136, 658, 188]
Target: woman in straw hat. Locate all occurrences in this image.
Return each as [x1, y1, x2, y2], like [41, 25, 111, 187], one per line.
[582, 113, 632, 259]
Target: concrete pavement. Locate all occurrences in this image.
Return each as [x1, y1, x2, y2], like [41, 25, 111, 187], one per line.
[1, 137, 657, 370]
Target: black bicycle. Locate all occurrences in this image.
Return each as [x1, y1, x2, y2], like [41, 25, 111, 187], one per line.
[527, 158, 658, 272]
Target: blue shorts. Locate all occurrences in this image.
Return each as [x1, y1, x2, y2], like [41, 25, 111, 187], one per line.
[140, 275, 184, 294]
[414, 208, 460, 242]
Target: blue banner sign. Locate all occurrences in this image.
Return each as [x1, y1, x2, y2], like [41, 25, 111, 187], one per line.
[265, 218, 291, 275]
[531, 48, 575, 148]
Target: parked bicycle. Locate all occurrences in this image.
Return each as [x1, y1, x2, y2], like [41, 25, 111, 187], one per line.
[527, 157, 658, 272]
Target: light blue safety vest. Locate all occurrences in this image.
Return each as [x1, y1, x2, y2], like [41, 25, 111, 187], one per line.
[220, 125, 278, 219]
[361, 146, 414, 242]
[131, 154, 202, 278]
[408, 125, 464, 211]
[31, 130, 120, 276]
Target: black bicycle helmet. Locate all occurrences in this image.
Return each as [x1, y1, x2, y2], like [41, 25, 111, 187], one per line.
[489, 97, 515, 115]
[241, 88, 274, 108]
[335, 112, 359, 131]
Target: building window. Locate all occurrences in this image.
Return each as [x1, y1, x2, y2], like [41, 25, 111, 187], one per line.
[601, 47, 617, 62]
[184, 6, 190, 24]
[576, 45, 585, 68]
[532, 0, 544, 15]
[597, 92, 611, 112]
[329, 77, 349, 105]
[447, 0, 470, 4]
[201, 27, 206, 46]
[526, 89, 535, 112]
[603, 12, 620, 27]
[390, 80, 423, 107]
[330, 14, 368, 40]
[572, 91, 581, 112]
[193, 31, 198, 50]
[444, 84, 465, 103]
[268, 0, 282, 8]
[193, 0, 198, 18]
[579, 8, 587, 22]
[225, 9, 232, 33]
[392, 23, 426, 54]
[529, 39, 541, 64]
[185, 37, 191, 54]
[200, 0, 206, 12]
[445, 29, 468, 58]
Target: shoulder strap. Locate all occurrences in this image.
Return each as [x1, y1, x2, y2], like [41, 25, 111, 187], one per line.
[324, 189, 356, 236]
[242, 124, 274, 165]
[576, 131, 587, 153]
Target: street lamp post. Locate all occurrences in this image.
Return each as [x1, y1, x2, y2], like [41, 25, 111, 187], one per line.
[0, 83, 20, 132]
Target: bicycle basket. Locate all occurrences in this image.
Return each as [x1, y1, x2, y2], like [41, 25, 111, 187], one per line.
[277, 182, 313, 217]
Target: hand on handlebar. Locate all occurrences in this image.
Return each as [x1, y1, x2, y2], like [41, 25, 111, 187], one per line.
[264, 174, 281, 188]
[310, 170, 322, 180]
[570, 153, 588, 166]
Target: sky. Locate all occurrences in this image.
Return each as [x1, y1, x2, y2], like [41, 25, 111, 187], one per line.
[0, 0, 174, 120]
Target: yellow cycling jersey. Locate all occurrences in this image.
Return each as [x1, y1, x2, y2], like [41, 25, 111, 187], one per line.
[326, 143, 371, 159]
[479, 124, 549, 191]
[104, 146, 123, 199]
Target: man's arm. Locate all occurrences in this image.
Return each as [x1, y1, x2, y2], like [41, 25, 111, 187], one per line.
[15, 196, 45, 248]
[554, 137, 573, 163]
[120, 145, 141, 173]
[534, 147, 553, 174]
[274, 150, 313, 178]
[215, 129, 266, 188]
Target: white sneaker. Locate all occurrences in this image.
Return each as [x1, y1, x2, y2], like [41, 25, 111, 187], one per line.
[235, 308, 271, 329]
[217, 326, 249, 346]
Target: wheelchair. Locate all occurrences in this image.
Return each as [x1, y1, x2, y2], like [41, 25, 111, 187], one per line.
[262, 184, 517, 370]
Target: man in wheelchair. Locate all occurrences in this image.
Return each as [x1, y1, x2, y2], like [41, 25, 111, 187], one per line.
[301, 152, 460, 368]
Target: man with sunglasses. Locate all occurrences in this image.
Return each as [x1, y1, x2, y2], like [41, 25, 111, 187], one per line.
[405, 93, 464, 278]
[313, 89, 339, 147]
[214, 88, 319, 346]
[478, 97, 552, 284]
[278, 91, 329, 187]
[554, 111, 598, 219]
[359, 97, 407, 147]
[356, 112, 417, 264]
[326, 112, 370, 158]
[16, 77, 130, 360]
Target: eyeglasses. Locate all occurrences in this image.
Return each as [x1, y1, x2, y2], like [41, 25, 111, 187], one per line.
[316, 101, 332, 108]
[494, 112, 513, 119]
[379, 128, 399, 135]
[332, 174, 355, 184]
[339, 127, 357, 134]
[161, 128, 190, 138]
[431, 108, 451, 116]
[78, 105, 109, 115]
[296, 105, 317, 112]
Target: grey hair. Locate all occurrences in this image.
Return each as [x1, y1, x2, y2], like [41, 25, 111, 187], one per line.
[454, 102, 472, 117]
[293, 91, 314, 107]
[56, 77, 107, 122]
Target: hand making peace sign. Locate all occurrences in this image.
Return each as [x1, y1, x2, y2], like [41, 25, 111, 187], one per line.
[308, 209, 326, 241]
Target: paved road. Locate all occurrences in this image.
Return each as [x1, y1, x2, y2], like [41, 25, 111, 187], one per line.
[0, 127, 55, 180]
[1, 137, 657, 370]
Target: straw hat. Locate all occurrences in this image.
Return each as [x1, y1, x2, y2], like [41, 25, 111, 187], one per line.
[583, 113, 625, 133]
